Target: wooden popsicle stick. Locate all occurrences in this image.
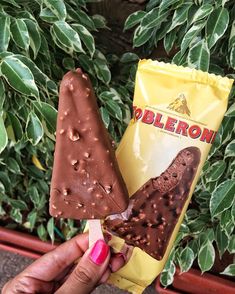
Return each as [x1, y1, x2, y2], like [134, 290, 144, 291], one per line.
[88, 219, 104, 247]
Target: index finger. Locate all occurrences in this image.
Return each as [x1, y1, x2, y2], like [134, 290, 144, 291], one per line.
[22, 233, 89, 281]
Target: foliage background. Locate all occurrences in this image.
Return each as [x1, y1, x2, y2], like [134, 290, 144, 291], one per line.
[0, 0, 234, 284]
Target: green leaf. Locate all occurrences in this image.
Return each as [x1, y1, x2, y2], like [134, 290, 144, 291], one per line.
[10, 18, 30, 51]
[188, 39, 210, 71]
[100, 107, 110, 128]
[197, 231, 213, 251]
[14, 54, 57, 95]
[226, 103, 235, 117]
[62, 57, 75, 70]
[141, 8, 169, 30]
[0, 79, 5, 110]
[27, 211, 37, 230]
[43, 0, 66, 21]
[210, 179, 235, 218]
[105, 100, 122, 122]
[66, 4, 95, 31]
[220, 264, 235, 276]
[47, 217, 54, 242]
[206, 160, 226, 182]
[230, 46, 235, 69]
[2, 0, 20, 8]
[187, 239, 198, 256]
[225, 139, 235, 158]
[133, 26, 154, 48]
[40, 7, 58, 23]
[10, 199, 28, 210]
[160, 252, 176, 287]
[209, 63, 224, 75]
[0, 204, 6, 216]
[188, 217, 208, 234]
[164, 29, 177, 54]
[7, 157, 21, 174]
[168, 3, 192, 33]
[51, 21, 84, 54]
[179, 247, 194, 273]
[220, 209, 233, 234]
[120, 52, 139, 63]
[33, 101, 57, 134]
[37, 224, 47, 241]
[232, 202, 235, 221]
[94, 59, 111, 84]
[191, 4, 213, 24]
[7, 112, 23, 142]
[92, 14, 107, 29]
[78, 54, 95, 76]
[0, 181, 5, 194]
[0, 55, 39, 98]
[72, 24, 95, 56]
[10, 208, 22, 224]
[0, 115, 7, 153]
[99, 91, 122, 103]
[0, 172, 11, 193]
[0, 16, 11, 51]
[228, 235, 235, 254]
[215, 224, 228, 258]
[39, 34, 51, 61]
[206, 7, 229, 49]
[181, 21, 205, 55]
[198, 241, 215, 273]
[28, 186, 40, 208]
[124, 10, 146, 31]
[26, 112, 44, 145]
[159, 0, 179, 13]
[24, 19, 41, 60]
[146, 0, 161, 11]
[229, 20, 235, 49]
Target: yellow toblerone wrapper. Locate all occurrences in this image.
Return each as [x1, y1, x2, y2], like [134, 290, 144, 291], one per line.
[104, 60, 233, 294]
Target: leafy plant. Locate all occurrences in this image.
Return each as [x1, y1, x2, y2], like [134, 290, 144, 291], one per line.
[124, 0, 235, 282]
[125, 0, 235, 74]
[0, 0, 133, 241]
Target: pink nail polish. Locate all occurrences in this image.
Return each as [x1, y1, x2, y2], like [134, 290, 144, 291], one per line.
[89, 239, 109, 265]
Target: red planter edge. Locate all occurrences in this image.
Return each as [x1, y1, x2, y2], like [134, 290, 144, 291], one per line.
[156, 268, 235, 294]
[0, 226, 58, 259]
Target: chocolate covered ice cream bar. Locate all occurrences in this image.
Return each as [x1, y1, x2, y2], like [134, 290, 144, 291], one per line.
[50, 69, 129, 219]
[105, 147, 201, 260]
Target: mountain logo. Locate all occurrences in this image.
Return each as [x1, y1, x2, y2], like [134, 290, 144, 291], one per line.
[167, 93, 191, 116]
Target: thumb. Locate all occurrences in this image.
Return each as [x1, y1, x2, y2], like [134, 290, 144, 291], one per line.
[56, 239, 110, 294]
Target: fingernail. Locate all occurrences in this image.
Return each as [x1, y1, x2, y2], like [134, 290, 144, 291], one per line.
[89, 239, 109, 265]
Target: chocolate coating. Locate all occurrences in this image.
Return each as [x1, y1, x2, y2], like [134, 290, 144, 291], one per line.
[105, 147, 201, 260]
[50, 69, 129, 219]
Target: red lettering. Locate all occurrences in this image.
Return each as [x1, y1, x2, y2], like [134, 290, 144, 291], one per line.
[188, 125, 202, 139]
[165, 117, 177, 132]
[211, 131, 217, 143]
[200, 128, 214, 143]
[135, 108, 142, 120]
[142, 110, 155, 124]
[154, 113, 164, 129]
[176, 121, 189, 136]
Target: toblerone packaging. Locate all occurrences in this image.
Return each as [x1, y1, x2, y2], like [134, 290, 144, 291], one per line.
[104, 60, 233, 293]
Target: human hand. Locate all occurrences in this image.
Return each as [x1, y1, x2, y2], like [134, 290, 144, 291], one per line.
[2, 233, 125, 294]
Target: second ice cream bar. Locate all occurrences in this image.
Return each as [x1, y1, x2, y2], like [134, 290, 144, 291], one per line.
[50, 69, 129, 219]
[105, 147, 201, 260]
